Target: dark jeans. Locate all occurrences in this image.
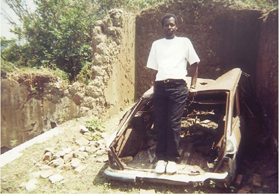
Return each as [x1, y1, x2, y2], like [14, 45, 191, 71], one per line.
[153, 79, 188, 162]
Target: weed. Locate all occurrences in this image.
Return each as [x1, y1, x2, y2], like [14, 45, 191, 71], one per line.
[229, 186, 236, 192]
[92, 132, 103, 141]
[58, 110, 68, 123]
[10, 139, 18, 147]
[85, 119, 105, 132]
[209, 180, 216, 188]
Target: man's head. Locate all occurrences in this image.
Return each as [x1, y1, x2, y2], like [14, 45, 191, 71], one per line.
[161, 13, 178, 39]
[161, 13, 177, 27]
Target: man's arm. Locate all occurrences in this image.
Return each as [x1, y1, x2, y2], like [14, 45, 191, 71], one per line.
[151, 70, 157, 92]
[190, 62, 198, 89]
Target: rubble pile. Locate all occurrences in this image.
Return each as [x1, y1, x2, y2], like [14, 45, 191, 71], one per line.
[24, 126, 107, 191]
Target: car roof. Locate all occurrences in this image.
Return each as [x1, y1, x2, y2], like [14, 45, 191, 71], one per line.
[142, 68, 242, 98]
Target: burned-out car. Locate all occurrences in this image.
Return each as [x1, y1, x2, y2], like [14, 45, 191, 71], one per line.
[104, 68, 243, 185]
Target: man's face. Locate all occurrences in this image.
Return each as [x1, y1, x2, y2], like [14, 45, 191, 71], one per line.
[162, 17, 177, 39]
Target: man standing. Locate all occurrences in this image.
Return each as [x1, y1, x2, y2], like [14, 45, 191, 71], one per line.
[146, 13, 200, 174]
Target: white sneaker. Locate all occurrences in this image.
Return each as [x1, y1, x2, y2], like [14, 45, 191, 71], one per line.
[155, 160, 167, 174]
[166, 161, 177, 174]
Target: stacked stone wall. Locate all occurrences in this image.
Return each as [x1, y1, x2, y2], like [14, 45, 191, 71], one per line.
[1, 10, 135, 150]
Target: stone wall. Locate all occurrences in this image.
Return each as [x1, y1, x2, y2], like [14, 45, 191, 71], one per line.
[1, 72, 79, 149]
[135, 0, 261, 97]
[135, 0, 278, 151]
[92, 9, 136, 115]
[255, 9, 278, 151]
[1, 9, 135, 150]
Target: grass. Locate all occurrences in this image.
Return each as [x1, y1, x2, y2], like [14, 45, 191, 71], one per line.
[0, 114, 226, 194]
[1, 60, 69, 81]
[227, 0, 278, 11]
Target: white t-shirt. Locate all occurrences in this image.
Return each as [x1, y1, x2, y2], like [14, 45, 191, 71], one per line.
[146, 36, 200, 81]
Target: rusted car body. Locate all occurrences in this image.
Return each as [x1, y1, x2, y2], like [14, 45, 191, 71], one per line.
[104, 68, 243, 185]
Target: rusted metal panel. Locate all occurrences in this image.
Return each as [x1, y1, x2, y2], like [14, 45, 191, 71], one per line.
[186, 68, 242, 92]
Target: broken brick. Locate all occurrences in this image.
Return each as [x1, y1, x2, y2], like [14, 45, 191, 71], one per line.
[237, 186, 251, 193]
[252, 173, 262, 187]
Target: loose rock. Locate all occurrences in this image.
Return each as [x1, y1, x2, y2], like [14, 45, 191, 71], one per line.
[71, 158, 81, 168]
[40, 165, 53, 171]
[74, 165, 86, 173]
[44, 151, 53, 161]
[252, 173, 262, 187]
[238, 186, 251, 193]
[49, 158, 64, 168]
[80, 125, 89, 134]
[75, 137, 89, 146]
[235, 174, 243, 186]
[25, 179, 38, 191]
[49, 174, 64, 184]
[41, 170, 54, 179]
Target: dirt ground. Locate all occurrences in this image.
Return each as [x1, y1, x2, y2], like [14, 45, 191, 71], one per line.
[1, 106, 278, 193]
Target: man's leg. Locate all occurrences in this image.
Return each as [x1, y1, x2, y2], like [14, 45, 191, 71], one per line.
[153, 83, 168, 161]
[166, 82, 188, 162]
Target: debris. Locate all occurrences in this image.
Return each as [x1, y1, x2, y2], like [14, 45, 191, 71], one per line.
[49, 158, 64, 168]
[49, 174, 64, 184]
[265, 170, 277, 177]
[52, 153, 60, 160]
[71, 158, 81, 168]
[40, 165, 53, 171]
[140, 189, 155, 194]
[41, 170, 54, 179]
[62, 148, 72, 154]
[120, 156, 133, 163]
[85, 146, 97, 153]
[237, 186, 251, 193]
[235, 175, 243, 186]
[96, 158, 108, 163]
[44, 151, 53, 161]
[74, 151, 88, 160]
[25, 179, 38, 191]
[75, 137, 89, 146]
[252, 173, 262, 187]
[44, 148, 54, 154]
[80, 125, 89, 134]
[207, 161, 214, 168]
[74, 165, 86, 173]
[79, 146, 86, 152]
[63, 153, 73, 163]
[147, 149, 154, 163]
[96, 150, 106, 156]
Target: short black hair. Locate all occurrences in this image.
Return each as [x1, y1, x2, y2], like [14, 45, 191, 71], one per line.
[161, 13, 177, 27]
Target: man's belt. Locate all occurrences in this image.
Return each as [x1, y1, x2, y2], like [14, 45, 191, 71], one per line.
[156, 79, 185, 84]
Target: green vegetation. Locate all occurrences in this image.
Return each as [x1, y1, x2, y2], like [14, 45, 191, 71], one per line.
[85, 119, 105, 132]
[1, 0, 277, 81]
[233, 0, 278, 10]
[1, 0, 168, 81]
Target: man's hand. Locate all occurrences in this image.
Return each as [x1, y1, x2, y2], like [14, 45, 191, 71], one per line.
[189, 85, 197, 97]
